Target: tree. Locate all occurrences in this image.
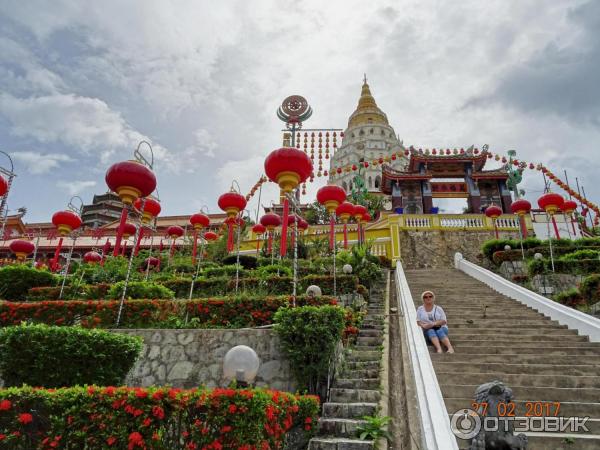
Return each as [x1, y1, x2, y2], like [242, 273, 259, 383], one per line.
[304, 201, 329, 225]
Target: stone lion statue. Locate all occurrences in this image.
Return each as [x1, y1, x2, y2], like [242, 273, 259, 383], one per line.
[470, 380, 528, 450]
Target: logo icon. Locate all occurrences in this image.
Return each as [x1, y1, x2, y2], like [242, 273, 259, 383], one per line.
[450, 408, 481, 439]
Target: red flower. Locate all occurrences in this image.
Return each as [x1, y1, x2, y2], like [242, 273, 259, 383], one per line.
[128, 431, 144, 449]
[135, 389, 148, 398]
[305, 416, 312, 424]
[0, 434, 5, 441]
[151, 405, 165, 420]
[107, 436, 117, 446]
[0, 400, 11, 411]
[143, 417, 152, 427]
[228, 404, 237, 414]
[220, 425, 232, 433]
[18, 413, 33, 424]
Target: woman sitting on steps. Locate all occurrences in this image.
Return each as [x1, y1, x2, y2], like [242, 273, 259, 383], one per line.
[417, 290, 455, 354]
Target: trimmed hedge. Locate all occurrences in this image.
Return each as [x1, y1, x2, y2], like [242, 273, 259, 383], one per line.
[107, 281, 175, 300]
[528, 258, 600, 276]
[0, 385, 319, 449]
[553, 288, 587, 308]
[0, 295, 339, 329]
[274, 305, 346, 397]
[581, 274, 600, 303]
[0, 266, 57, 301]
[560, 249, 600, 261]
[27, 283, 110, 301]
[222, 254, 258, 269]
[0, 324, 142, 388]
[482, 238, 542, 260]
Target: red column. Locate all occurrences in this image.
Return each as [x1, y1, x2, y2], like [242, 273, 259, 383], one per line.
[51, 237, 64, 271]
[227, 223, 234, 252]
[133, 228, 144, 256]
[280, 198, 289, 257]
[551, 215, 561, 239]
[519, 215, 528, 238]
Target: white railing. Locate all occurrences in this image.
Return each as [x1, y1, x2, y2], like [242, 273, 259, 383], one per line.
[439, 216, 485, 229]
[454, 253, 600, 342]
[404, 216, 432, 228]
[495, 217, 520, 229]
[395, 264, 460, 449]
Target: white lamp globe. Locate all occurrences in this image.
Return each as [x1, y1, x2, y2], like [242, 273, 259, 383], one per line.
[223, 345, 260, 384]
[342, 264, 353, 274]
[534, 252, 543, 260]
[306, 285, 322, 298]
[504, 245, 511, 251]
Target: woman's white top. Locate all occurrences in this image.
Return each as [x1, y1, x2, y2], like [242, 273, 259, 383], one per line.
[416, 305, 448, 330]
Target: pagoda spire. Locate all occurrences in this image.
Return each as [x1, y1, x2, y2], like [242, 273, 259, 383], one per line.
[347, 76, 389, 128]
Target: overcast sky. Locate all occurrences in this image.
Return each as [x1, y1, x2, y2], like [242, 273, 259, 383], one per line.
[0, 0, 598, 221]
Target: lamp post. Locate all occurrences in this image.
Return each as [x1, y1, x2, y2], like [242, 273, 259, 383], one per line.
[317, 185, 347, 298]
[538, 192, 565, 240]
[107, 142, 157, 327]
[189, 212, 210, 265]
[252, 223, 266, 256]
[510, 199, 531, 260]
[264, 147, 312, 257]
[218, 185, 247, 253]
[336, 202, 355, 249]
[353, 205, 367, 245]
[166, 226, 184, 264]
[260, 213, 281, 264]
[50, 208, 82, 272]
[484, 204, 502, 239]
[133, 197, 161, 256]
[0, 151, 16, 241]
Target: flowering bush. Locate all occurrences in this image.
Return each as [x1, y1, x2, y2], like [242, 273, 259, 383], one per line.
[27, 283, 111, 301]
[0, 385, 319, 449]
[0, 295, 339, 329]
[0, 324, 142, 388]
[107, 282, 175, 300]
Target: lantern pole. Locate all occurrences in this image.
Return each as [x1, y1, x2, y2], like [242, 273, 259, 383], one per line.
[145, 235, 154, 281]
[287, 191, 300, 306]
[0, 151, 16, 241]
[545, 216, 555, 272]
[58, 233, 78, 300]
[234, 211, 246, 295]
[189, 233, 206, 302]
[332, 212, 337, 297]
[116, 199, 146, 327]
[31, 228, 41, 268]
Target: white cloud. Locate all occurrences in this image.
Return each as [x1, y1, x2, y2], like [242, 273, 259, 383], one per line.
[11, 151, 74, 174]
[56, 180, 97, 196]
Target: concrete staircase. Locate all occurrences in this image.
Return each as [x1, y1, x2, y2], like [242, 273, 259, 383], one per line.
[405, 268, 600, 450]
[308, 279, 386, 450]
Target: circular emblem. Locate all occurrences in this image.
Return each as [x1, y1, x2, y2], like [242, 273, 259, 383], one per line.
[281, 95, 309, 117]
[450, 408, 481, 440]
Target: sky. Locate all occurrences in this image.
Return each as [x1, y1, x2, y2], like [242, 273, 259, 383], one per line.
[0, 0, 599, 221]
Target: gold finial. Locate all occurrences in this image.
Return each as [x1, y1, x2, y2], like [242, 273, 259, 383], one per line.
[363, 73, 367, 84]
[347, 76, 388, 127]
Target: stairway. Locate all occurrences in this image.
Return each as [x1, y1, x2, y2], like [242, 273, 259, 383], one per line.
[405, 268, 600, 450]
[308, 278, 386, 450]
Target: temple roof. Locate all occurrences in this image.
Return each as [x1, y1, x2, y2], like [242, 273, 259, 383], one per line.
[406, 151, 490, 172]
[347, 77, 389, 128]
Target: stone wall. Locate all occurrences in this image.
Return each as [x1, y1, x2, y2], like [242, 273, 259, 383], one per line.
[399, 229, 521, 269]
[530, 274, 584, 296]
[115, 328, 295, 391]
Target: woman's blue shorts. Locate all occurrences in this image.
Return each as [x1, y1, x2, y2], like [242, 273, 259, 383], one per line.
[424, 327, 449, 341]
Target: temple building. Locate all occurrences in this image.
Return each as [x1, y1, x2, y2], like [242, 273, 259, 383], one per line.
[329, 78, 408, 194]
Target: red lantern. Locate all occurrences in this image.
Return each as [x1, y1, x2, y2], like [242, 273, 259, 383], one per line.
[105, 160, 156, 205]
[260, 213, 282, 256]
[50, 210, 82, 271]
[83, 251, 102, 264]
[9, 239, 34, 261]
[0, 176, 7, 197]
[336, 202, 355, 249]
[190, 213, 210, 231]
[204, 231, 218, 242]
[218, 190, 247, 252]
[538, 193, 564, 239]
[485, 204, 502, 239]
[134, 197, 161, 225]
[561, 200, 577, 215]
[166, 225, 184, 239]
[122, 223, 137, 240]
[510, 199, 531, 238]
[353, 205, 368, 244]
[252, 223, 266, 234]
[52, 210, 82, 236]
[264, 147, 312, 257]
[106, 160, 157, 256]
[336, 167, 342, 174]
[317, 185, 346, 250]
[145, 256, 160, 269]
[298, 219, 309, 231]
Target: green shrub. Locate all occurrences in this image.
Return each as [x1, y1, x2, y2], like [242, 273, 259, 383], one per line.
[581, 274, 600, 303]
[575, 237, 600, 248]
[0, 385, 319, 448]
[256, 264, 292, 278]
[492, 250, 523, 265]
[74, 256, 132, 284]
[527, 258, 600, 276]
[0, 324, 142, 387]
[107, 281, 175, 299]
[0, 265, 57, 300]
[560, 249, 600, 261]
[27, 283, 111, 301]
[222, 254, 257, 269]
[274, 305, 345, 397]
[299, 274, 359, 295]
[202, 264, 245, 278]
[482, 237, 542, 260]
[553, 288, 586, 308]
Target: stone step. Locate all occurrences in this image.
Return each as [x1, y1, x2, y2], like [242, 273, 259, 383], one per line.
[437, 371, 600, 389]
[450, 322, 566, 330]
[308, 437, 374, 450]
[430, 345, 600, 356]
[345, 360, 380, 371]
[352, 345, 383, 353]
[432, 353, 600, 365]
[448, 335, 589, 344]
[318, 418, 366, 438]
[435, 362, 600, 377]
[335, 378, 380, 390]
[445, 398, 600, 418]
[356, 336, 384, 346]
[450, 318, 557, 326]
[456, 433, 600, 450]
[346, 351, 381, 361]
[322, 402, 378, 419]
[441, 383, 600, 403]
[447, 327, 579, 336]
[342, 368, 379, 379]
[360, 323, 384, 330]
[358, 329, 383, 337]
[330, 388, 381, 403]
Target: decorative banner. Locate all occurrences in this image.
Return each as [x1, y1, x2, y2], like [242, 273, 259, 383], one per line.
[244, 175, 268, 202]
